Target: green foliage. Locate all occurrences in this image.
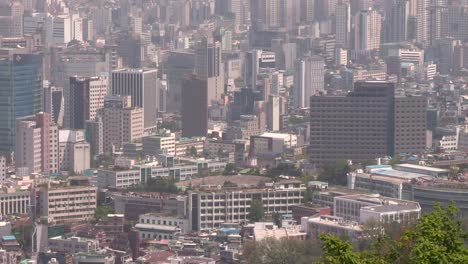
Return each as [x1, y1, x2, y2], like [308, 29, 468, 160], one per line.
[223, 163, 238, 175]
[267, 163, 302, 179]
[95, 205, 114, 222]
[319, 203, 468, 264]
[223, 180, 238, 188]
[273, 212, 281, 227]
[13, 223, 33, 250]
[129, 177, 179, 193]
[248, 199, 264, 223]
[189, 146, 198, 157]
[318, 160, 351, 186]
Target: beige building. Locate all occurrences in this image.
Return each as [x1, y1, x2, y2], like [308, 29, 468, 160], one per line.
[0, 156, 5, 183]
[142, 133, 176, 157]
[15, 113, 59, 175]
[48, 235, 99, 254]
[38, 185, 97, 223]
[98, 96, 143, 154]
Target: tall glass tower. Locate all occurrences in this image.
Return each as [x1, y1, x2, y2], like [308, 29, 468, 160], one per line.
[0, 50, 43, 154]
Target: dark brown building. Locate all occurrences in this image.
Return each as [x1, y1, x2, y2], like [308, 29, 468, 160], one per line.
[181, 75, 208, 137]
[309, 81, 426, 164]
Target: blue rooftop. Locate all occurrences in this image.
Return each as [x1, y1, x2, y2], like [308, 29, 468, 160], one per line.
[366, 165, 392, 169]
[372, 169, 429, 179]
[2, 235, 16, 241]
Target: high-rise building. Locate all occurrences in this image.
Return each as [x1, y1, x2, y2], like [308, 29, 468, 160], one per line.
[15, 113, 59, 175]
[195, 37, 222, 79]
[111, 69, 159, 129]
[354, 9, 382, 51]
[294, 56, 325, 108]
[43, 86, 64, 127]
[97, 96, 144, 154]
[0, 155, 6, 183]
[384, 0, 409, 43]
[85, 118, 104, 159]
[336, 2, 351, 48]
[267, 95, 280, 131]
[441, 6, 468, 42]
[67, 76, 108, 129]
[309, 82, 426, 164]
[0, 49, 43, 154]
[416, 0, 430, 46]
[181, 76, 208, 138]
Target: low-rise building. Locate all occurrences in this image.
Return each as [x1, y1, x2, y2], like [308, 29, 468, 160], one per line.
[0, 189, 31, 215]
[302, 215, 363, 240]
[142, 133, 176, 157]
[136, 213, 189, 240]
[48, 235, 99, 254]
[58, 130, 90, 174]
[175, 137, 205, 157]
[72, 251, 115, 264]
[188, 181, 306, 232]
[97, 168, 141, 189]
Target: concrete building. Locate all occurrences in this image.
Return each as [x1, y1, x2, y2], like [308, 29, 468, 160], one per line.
[48, 235, 99, 254]
[58, 130, 91, 174]
[384, 0, 409, 43]
[0, 49, 42, 154]
[181, 76, 208, 138]
[0, 156, 5, 183]
[67, 76, 108, 129]
[136, 213, 189, 240]
[43, 86, 64, 127]
[142, 133, 176, 157]
[73, 252, 115, 264]
[111, 69, 159, 129]
[309, 82, 426, 164]
[335, 2, 351, 48]
[188, 181, 306, 232]
[0, 189, 30, 215]
[302, 215, 363, 241]
[85, 119, 104, 158]
[267, 95, 280, 131]
[112, 192, 187, 221]
[97, 96, 144, 154]
[38, 185, 97, 223]
[354, 9, 382, 51]
[97, 169, 141, 189]
[293, 56, 325, 108]
[15, 113, 59, 175]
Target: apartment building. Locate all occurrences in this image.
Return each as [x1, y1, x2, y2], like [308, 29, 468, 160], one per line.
[188, 181, 305, 232]
[58, 130, 90, 174]
[38, 185, 97, 223]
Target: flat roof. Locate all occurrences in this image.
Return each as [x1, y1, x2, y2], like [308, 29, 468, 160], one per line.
[372, 168, 428, 179]
[395, 164, 448, 172]
[260, 132, 296, 139]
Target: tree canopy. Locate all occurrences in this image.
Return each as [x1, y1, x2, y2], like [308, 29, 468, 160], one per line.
[318, 160, 351, 186]
[248, 199, 264, 223]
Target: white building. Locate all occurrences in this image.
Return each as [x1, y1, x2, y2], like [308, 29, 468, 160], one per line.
[354, 9, 382, 51]
[0, 189, 30, 216]
[97, 169, 141, 189]
[142, 133, 176, 157]
[302, 215, 363, 241]
[294, 56, 324, 108]
[59, 130, 91, 174]
[136, 213, 190, 240]
[49, 236, 99, 254]
[0, 156, 6, 183]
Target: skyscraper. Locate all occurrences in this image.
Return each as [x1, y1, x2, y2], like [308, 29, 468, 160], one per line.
[67, 76, 108, 129]
[267, 95, 280, 131]
[294, 56, 325, 108]
[181, 75, 208, 138]
[195, 37, 222, 79]
[111, 69, 159, 129]
[0, 49, 43, 154]
[384, 0, 409, 43]
[43, 86, 64, 127]
[354, 9, 382, 51]
[309, 82, 426, 164]
[336, 2, 351, 48]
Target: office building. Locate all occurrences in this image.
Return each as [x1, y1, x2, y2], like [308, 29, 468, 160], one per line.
[302, 215, 364, 241]
[73, 252, 115, 264]
[310, 82, 426, 164]
[181, 76, 208, 138]
[335, 2, 351, 48]
[195, 37, 222, 79]
[58, 130, 91, 174]
[142, 133, 176, 157]
[97, 96, 144, 154]
[97, 168, 141, 189]
[111, 69, 159, 129]
[384, 0, 409, 43]
[67, 76, 108, 129]
[267, 95, 280, 131]
[0, 49, 42, 154]
[85, 118, 104, 158]
[165, 51, 195, 113]
[294, 56, 325, 108]
[188, 181, 305, 232]
[354, 9, 382, 51]
[43, 86, 64, 127]
[15, 113, 60, 175]
[38, 185, 97, 223]
[135, 213, 190, 240]
[0, 156, 5, 183]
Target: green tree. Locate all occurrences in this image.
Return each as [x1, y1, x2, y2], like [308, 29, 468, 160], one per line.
[320, 234, 362, 264]
[267, 163, 302, 179]
[318, 160, 351, 185]
[95, 205, 113, 222]
[248, 199, 264, 222]
[273, 212, 282, 227]
[190, 146, 198, 157]
[223, 163, 238, 175]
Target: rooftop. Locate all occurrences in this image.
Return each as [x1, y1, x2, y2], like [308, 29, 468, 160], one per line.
[395, 164, 448, 173]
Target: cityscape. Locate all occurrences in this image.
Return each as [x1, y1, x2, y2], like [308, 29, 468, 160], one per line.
[0, 0, 468, 263]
